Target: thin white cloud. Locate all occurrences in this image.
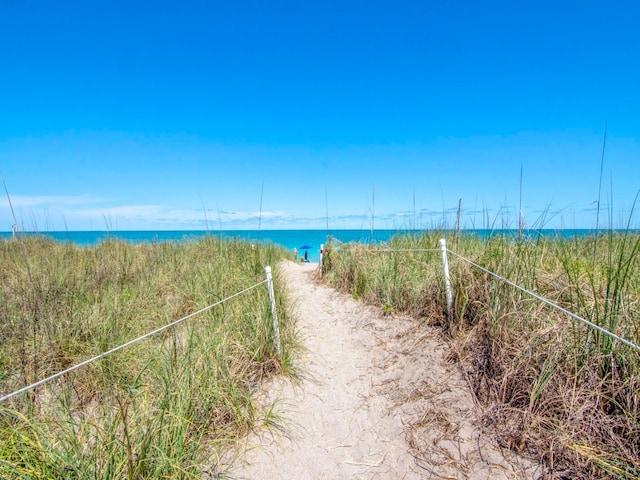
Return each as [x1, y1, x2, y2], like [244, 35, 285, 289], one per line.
[2, 195, 607, 231]
[73, 204, 166, 218]
[218, 210, 289, 221]
[50, 204, 294, 229]
[0, 194, 102, 208]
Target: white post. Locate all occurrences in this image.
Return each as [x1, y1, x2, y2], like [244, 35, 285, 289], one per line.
[264, 266, 282, 356]
[438, 239, 454, 320]
[319, 243, 324, 273]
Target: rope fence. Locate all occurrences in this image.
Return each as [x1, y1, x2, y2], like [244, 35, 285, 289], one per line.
[0, 268, 280, 404]
[328, 236, 640, 353]
[445, 246, 640, 353]
[359, 248, 442, 253]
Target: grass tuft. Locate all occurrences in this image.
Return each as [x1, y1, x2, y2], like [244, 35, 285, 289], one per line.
[0, 235, 291, 478]
[322, 230, 640, 479]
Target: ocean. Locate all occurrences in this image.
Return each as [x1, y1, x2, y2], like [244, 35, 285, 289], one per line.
[0, 229, 395, 263]
[0, 229, 628, 263]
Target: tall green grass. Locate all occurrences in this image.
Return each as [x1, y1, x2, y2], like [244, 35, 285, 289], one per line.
[0, 235, 291, 478]
[322, 230, 640, 479]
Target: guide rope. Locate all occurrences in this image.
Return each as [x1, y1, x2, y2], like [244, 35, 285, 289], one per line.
[447, 249, 640, 353]
[0, 279, 269, 403]
[367, 248, 441, 253]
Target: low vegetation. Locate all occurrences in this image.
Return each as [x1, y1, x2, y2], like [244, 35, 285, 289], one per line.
[322, 230, 640, 479]
[0, 235, 291, 479]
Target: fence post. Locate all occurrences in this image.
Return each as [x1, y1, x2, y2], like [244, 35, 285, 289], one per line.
[264, 266, 282, 357]
[319, 243, 324, 274]
[438, 239, 454, 320]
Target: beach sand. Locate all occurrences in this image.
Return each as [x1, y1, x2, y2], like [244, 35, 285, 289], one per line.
[217, 261, 540, 479]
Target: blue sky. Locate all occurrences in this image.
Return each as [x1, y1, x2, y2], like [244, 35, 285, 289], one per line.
[1, 1, 639, 231]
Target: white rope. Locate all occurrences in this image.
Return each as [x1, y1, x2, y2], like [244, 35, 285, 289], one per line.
[0, 279, 269, 403]
[363, 248, 441, 253]
[447, 249, 640, 353]
[326, 235, 345, 246]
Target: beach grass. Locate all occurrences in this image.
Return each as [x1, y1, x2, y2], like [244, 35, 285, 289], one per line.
[322, 230, 640, 479]
[0, 234, 291, 478]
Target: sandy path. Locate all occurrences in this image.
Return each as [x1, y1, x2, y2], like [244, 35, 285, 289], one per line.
[220, 261, 540, 479]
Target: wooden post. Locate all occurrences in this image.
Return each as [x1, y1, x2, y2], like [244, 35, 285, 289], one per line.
[438, 239, 454, 320]
[264, 266, 281, 356]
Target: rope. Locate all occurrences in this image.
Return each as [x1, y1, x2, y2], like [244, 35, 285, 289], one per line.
[447, 249, 640, 353]
[0, 279, 269, 403]
[326, 235, 345, 246]
[363, 248, 441, 253]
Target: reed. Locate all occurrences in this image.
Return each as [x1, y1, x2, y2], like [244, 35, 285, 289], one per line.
[322, 230, 640, 479]
[0, 235, 291, 478]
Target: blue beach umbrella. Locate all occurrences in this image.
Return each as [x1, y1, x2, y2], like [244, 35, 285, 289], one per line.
[298, 244, 313, 261]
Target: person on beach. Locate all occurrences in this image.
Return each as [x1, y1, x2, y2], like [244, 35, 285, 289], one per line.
[293, 247, 298, 261]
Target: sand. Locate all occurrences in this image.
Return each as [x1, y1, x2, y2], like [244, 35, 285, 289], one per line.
[217, 261, 541, 479]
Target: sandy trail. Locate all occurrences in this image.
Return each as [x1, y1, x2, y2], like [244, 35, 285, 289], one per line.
[220, 261, 540, 479]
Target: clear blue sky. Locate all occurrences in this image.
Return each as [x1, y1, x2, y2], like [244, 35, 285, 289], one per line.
[1, 1, 639, 231]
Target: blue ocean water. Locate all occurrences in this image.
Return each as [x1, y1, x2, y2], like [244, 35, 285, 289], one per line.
[0, 229, 632, 263]
[0, 229, 397, 262]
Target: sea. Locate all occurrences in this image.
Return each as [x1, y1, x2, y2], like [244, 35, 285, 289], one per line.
[1, 229, 394, 263]
[1, 228, 628, 263]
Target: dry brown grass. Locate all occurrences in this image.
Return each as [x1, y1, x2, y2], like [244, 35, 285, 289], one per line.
[322, 231, 640, 479]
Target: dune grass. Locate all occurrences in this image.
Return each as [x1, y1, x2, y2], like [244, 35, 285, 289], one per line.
[0, 234, 292, 478]
[322, 230, 640, 479]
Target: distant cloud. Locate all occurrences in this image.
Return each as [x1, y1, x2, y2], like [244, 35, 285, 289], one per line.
[582, 204, 611, 213]
[0, 194, 102, 208]
[74, 204, 165, 218]
[218, 210, 289, 222]
[3, 195, 624, 231]
[31, 203, 295, 230]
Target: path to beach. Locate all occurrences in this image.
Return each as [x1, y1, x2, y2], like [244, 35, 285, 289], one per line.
[221, 261, 540, 479]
